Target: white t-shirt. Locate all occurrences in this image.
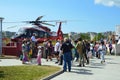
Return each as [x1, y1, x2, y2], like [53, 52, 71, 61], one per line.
[37, 49, 42, 56]
[54, 42, 60, 52]
[31, 36, 36, 42]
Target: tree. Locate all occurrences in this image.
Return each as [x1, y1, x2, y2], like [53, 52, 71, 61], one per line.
[80, 33, 90, 40]
[93, 33, 105, 41]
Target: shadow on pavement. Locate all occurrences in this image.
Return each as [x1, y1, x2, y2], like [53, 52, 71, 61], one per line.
[88, 62, 106, 69]
[105, 57, 113, 60]
[91, 62, 105, 66]
[106, 62, 120, 64]
[71, 68, 93, 75]
[88, 66, 103, 69]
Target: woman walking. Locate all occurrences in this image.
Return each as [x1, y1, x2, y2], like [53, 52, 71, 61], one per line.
[37, 46, 42, 65]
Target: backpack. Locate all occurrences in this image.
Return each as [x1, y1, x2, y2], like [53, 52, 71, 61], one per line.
[82, 42, 86, 53]
[76, 41, 83, 54]
[109, 44, 112, 49]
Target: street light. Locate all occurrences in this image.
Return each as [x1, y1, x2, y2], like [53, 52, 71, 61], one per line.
[0, 17, 4, 56]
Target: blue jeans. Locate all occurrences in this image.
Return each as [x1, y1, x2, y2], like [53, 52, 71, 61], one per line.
[75, 49, 79, 60]
[100, 51, 105, 61]
[63, 52, 72, 71]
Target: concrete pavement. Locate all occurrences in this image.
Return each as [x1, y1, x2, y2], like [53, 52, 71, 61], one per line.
[0, 59, 23, 66]
[51, 55, 120, 80]
[0, 57, 62, 67]
[0, 55, 120, 80]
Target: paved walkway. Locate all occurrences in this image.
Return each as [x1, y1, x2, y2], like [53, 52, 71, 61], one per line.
[0, 55, 120, 80]
[0, 57, 61, 67]
[51, 55, 120, 80]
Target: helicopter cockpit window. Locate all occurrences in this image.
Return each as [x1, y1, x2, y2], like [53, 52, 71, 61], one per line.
[39, 31, 44, 38]
[45, 32, 50, 38]
[17, 28, 26, 35]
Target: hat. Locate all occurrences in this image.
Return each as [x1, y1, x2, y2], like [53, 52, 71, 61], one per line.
[38, 46, 42, 49]
[64, 37, 68, 41]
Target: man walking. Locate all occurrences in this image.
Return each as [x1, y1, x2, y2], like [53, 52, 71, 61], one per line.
[76, 38, 85, 67]
[61, 37, 73, 72]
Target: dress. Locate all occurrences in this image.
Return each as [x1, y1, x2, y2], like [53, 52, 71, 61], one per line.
[37, 46, 42, 65]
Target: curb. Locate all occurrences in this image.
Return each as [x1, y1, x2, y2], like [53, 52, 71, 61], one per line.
[0, 55, 18, 59]
[42, 69, 64, 80]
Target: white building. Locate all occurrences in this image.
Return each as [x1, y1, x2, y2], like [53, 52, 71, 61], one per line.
[115, 25, 120, 55]
[115, 25, 120, 41]
[116, 25, 120, 36]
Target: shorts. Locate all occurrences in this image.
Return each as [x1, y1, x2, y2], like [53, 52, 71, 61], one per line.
[54, 51, 59, 55]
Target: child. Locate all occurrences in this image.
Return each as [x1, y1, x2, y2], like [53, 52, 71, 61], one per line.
[22, 39, 28, 64]
[37, 46, 42, 65]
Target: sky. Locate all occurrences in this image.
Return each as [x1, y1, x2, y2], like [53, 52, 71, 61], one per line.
[0, 0, 120, 33]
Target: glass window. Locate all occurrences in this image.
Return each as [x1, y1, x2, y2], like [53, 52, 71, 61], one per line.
[45, 32, 50, 38]
[17, 28, 25, 35]
[39, 31, 44, 38]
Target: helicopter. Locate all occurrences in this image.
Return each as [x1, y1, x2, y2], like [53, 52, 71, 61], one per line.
[10, 16, 64, 43]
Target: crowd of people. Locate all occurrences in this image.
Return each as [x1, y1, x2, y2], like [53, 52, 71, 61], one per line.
[20, 33, 115, 72]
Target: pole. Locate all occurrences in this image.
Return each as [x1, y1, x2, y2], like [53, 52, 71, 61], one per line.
[0, 17, 4, 56]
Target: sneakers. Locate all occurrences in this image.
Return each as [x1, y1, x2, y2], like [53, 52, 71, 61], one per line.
[68, 69, 71, 72]
[50, 59, 52, 61]
[58, 63, 62, 65]
[83, 65, 85, 67]
[77, 64, 81, 67]
[38, 64, 41, 66]
[86, 61, 89, 65]
[62, 70, 71, 72]
[77, 64, 85, 67]
[22, 61, 26, 64]
[55, 61, 58, 64]
[62, 70, 67, 72]
[101, 60, 105, 64]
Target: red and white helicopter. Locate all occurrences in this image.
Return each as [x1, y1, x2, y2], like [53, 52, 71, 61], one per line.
[11, 16, 64, 43]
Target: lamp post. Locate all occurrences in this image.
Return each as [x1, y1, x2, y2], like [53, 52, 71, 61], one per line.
[0, 17, 4, 56]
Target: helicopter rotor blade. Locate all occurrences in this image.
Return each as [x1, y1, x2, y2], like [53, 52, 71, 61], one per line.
[7, 25, 18, 29]
[3, 21, 23, 23]
[41, 22, 55, 27]
[35, 16, 44, 21]
[41, 20, 60, 22]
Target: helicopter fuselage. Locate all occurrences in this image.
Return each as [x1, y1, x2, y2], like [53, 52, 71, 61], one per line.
[11, 25, 58, 43]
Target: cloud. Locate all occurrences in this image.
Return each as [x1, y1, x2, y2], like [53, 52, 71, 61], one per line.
[94, 0, 120, 7]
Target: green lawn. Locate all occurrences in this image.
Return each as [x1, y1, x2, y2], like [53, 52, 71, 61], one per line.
[0, 65, 61, 80]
